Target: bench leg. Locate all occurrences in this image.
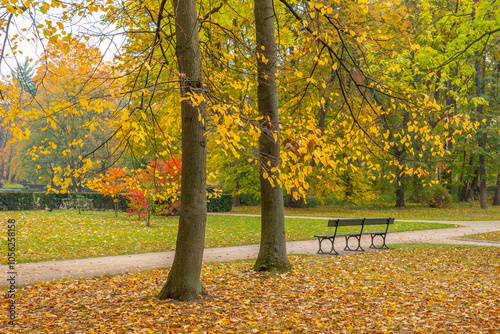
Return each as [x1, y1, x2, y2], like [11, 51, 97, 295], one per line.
[316, 237, 339, 255]
[369, 233, 389, 249]
[344, 235, 364, 252]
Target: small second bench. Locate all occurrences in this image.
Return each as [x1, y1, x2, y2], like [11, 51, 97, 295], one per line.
[314, 218, 394, 255]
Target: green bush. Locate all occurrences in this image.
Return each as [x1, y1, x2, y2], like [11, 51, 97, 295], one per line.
[0, 192, 129, 211]
[304, 196, 320, 208]
[239, 193, 260, 206]
[206, 188, 233, 212]
[425, 184, 452, 208]
[0, 193, 34, 210]
[66, 194, 94, 214]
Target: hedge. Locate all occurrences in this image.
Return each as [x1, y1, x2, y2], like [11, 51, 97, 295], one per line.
[0, 191, 232, 213]
[206, 193, 233, 212]
[0, 192, 129, 211]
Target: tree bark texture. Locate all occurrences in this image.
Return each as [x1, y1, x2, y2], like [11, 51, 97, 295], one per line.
[158, 0, 208, 301]
[253, 0, 291, 274]
[493, 172, 500, 206]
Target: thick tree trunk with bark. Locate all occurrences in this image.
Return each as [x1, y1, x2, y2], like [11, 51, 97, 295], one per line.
[253, 0, 291, 274]
[493, 172, 500, 206]
[158, 0, 208, 301]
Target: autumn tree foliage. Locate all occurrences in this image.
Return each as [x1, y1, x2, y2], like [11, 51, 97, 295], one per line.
[88, 168, 127, 217]
[3, 37, 120, 191]
[124, 159, 182, 226]
[88, 159, 181, 224]
[11, 57, 37, 96]
[2, 0, 500, 303]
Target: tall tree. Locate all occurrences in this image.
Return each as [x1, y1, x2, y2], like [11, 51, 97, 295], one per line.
[252, 0, 291, 273]
[11, 57, 37, 96]
[157, 0, 208, 301]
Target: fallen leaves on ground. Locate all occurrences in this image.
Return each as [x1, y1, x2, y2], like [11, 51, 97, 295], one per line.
[464, 231, 500, 242]
[2, 246, 499, 333]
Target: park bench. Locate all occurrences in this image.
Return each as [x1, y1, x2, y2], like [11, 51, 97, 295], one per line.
[314, 217, 395, 255]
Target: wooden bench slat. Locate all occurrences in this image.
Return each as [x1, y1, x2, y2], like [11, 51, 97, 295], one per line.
[363, 218, 395, 226]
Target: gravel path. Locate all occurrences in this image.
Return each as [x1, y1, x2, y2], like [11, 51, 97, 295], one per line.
[2, 217, 499, 287]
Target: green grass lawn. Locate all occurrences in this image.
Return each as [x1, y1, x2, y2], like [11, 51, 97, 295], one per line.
[463, 231, 500, 242]
[231, 201, 500, 221]
[0, 210, 457, 263]
[7, 246, 499, 333]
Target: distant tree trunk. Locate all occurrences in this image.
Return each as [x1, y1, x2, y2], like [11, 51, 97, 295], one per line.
[232, 191, 241, 207]
[113, 198, 119, 217]
[5, 146, 13, 181]
[458, 153, 473, 202]
[468, 173, 479, 202]
[0, 158, 4, 180]
[253, 0, 291, 274]
[158, 0, 208, 301]
[475, 54, 487, 208]
[395, 172, 405, 208]
[232, 161, 241, 207]
[493, 172, 500, 206]
[285, 190, 303, 208]
[443, 88, 457, 194]
[478, 156, 487, 209]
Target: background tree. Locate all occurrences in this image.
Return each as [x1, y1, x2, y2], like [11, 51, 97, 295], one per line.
[88, 168, 127, 217]
[11, 57, 37, 96]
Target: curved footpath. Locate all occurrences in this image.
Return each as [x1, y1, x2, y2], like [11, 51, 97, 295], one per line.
[2, 215, 499, 287]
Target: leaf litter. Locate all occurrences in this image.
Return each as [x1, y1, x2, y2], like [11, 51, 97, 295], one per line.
[1, 246, 499, 333]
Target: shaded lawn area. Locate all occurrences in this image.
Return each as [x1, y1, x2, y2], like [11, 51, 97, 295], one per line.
[0, 210, 457, 263]
[3, 246, 499, 333]
[463, 231, 500, 242]
[232, 202, 500, 221]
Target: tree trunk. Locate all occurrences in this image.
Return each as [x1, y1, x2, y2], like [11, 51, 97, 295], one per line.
[5, 146, 13, 181]
[285, 191, 303, 208]
[395, 172, 405, 208]
[475, 53, 487, 209]
[457, 151, 469, 201]
[232, 161, 241, 207]
[493, 172, 500, 206]
[253, 0, 291, 274]
[0, 157, 4, 180]
[468, 173, 478, 202]
[158, 0, 208, 301]
[478, 156, 487, 209]
[114, 199, 118, 217]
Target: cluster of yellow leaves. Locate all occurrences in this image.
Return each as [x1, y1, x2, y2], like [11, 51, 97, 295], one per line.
[2, 247, 498, 333]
